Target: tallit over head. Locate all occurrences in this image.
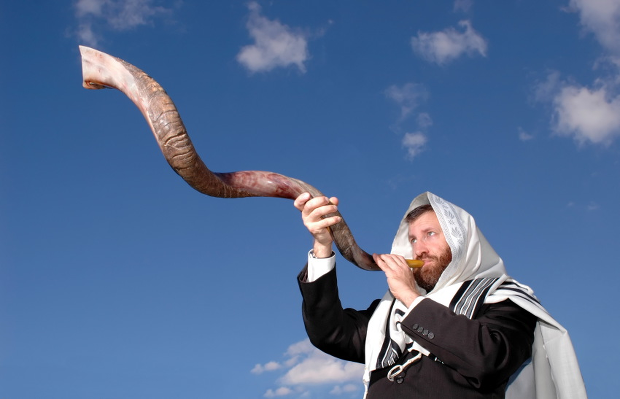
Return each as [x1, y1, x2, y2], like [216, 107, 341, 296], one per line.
[363, 192, 587, 399]
[390, 191, 506, 293]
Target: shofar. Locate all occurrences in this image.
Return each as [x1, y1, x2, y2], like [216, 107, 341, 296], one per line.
[79, 45, 380, 271]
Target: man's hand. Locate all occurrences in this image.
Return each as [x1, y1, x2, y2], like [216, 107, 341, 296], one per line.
[294, 193, 341, 258]
[373, 253, 421, 307]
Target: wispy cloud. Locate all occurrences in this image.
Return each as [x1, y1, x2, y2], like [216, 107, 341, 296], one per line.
[453, 0, 474, 13]
[385, 83, 431, 160]
[416, 112, 433, 129]
[566, 201, 601, 212]
[253, 339, 364, 398]
[385, 83, 428, 120]
[411, 20, 487, 65]
[518, 127, 534, 141]
[264, 386, 294, 397]
[237, 2, 309, 74]
[73, 0, 174, 47]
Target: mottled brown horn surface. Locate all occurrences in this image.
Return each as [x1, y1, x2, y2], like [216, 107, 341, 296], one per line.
[79, 45, 379, 271]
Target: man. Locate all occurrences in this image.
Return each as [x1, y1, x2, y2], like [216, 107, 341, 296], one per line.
[294, 191, 586, 398]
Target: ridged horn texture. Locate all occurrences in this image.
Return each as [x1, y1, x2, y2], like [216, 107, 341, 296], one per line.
[79, 45, 380, 271]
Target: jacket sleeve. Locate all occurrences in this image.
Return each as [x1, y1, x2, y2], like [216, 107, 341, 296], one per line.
[400, 298, 537, 390]
[298, 264, 379, 364]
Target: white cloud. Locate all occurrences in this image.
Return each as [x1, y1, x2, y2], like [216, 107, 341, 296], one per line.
[533, 1, 620, 146]
[533, 69, 620, 145]
[385, 83, 428, 119]
[286, 339, 314, 357]
[568, 0, 620, 55]
[411, 20, 487, 65]
[237, 2, 309, 73]
[252, 361, 283, 374]
[280, 350, 364, 386]
[74, 0, 172, 47]
[255, 339, 364, 398]
[402, 132, 428, 159]
[553, 84, 620, 145]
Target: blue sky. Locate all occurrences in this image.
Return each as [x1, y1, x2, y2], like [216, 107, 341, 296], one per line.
[1, 0, 619, 398]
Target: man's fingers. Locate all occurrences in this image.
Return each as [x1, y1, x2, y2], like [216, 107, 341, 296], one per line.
[308, 215, 341, 233]
[301, 196, 338, 220]
[310, 203, 339, 220]
[294, 194, 329, 214]
[295, 193, 341, 233]
[373, 254, 388, 271]
[294, 192, 312, 211]
[373, 254, 408, 272]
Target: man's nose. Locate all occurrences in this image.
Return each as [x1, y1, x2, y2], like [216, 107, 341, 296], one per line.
[413, 241, 428, 258]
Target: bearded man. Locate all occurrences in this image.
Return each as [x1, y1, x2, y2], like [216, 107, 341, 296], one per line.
[294, 192, 586, 399]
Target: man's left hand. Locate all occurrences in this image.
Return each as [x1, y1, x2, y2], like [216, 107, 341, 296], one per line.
[373, 253, 421, 307]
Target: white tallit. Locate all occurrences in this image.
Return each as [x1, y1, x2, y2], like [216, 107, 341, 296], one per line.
[363, 192, 587, 398]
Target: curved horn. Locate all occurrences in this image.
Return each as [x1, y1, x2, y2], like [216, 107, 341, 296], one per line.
[79, 45, 380, 272]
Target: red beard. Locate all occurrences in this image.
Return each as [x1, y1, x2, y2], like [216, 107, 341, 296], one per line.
[413, 246, 453, 293]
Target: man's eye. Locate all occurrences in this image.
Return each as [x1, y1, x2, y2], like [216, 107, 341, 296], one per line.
[428, 231, 436, 237]
[410, 238, 417, 244]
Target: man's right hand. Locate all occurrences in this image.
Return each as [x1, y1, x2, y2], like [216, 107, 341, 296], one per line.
[294, 193, 341, 258]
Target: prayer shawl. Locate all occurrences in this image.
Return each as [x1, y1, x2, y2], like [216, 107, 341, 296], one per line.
[363, 192, 587, 398]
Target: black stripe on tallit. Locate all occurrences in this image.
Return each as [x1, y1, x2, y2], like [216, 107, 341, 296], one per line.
[461, 278, 498, 318]
[495, 285, 541, 305]
[475, 278, 498, 316]
[450, 280, 473, 313]
[450, 278, 499, 319]
[381, 340, 402, 369]
[376, 299, 402, 369]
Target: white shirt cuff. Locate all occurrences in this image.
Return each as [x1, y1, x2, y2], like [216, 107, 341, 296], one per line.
[306, 250, 336, 282]
[409, 296, 426, 309]
[401, 296, 426, 319]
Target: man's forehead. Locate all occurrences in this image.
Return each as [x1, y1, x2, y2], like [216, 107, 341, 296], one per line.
[408, 211, 442, 231]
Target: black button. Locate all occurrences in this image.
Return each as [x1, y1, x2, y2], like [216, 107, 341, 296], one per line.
[396, 377, 404, 384]
[417, 326, 424, 333]
[412, 323, 419, 330]
[428, 332, 435, 339]
[423, 329, 428, 336]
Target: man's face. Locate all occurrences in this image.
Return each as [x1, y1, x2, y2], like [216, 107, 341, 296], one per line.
[408, 210, 452, 293]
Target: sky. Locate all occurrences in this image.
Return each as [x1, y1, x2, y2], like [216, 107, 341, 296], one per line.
[1, 0, 619, 398]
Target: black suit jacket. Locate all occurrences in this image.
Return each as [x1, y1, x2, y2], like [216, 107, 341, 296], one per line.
[298, 265, 537, 399]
